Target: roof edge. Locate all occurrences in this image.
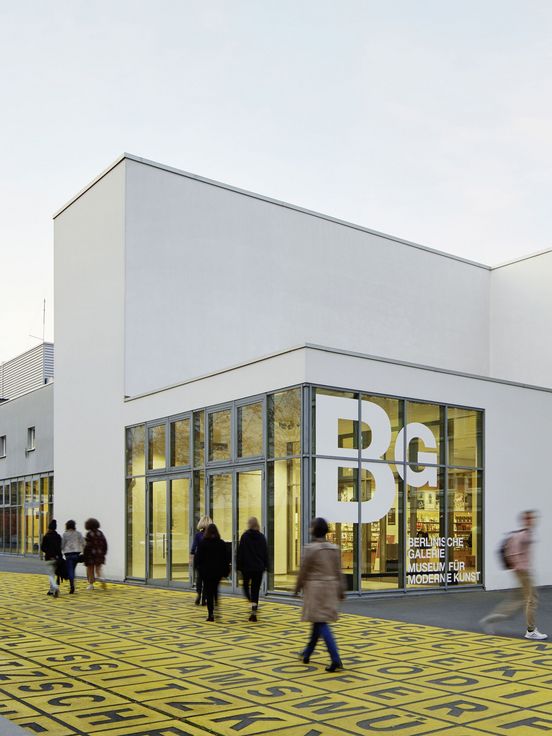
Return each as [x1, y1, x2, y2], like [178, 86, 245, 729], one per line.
[54, 153, 490, 270]
[1, 342, 54, 367]
[491, 247, 552, 270]
[52, 155, 127, 219]
[124, 342, 552, 402]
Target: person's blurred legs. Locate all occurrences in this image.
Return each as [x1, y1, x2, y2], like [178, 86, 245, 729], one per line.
[302, 623, 321, 662]
[65, 553, 78, 593]
[318, 623, 341, 666]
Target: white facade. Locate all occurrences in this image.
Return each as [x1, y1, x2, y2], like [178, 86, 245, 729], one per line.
[0, 383, 53, 481]
[53, 154, 552, 590]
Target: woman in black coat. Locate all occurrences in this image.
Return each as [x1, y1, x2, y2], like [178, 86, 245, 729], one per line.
[237, 517, 269, 622]
[195, 524, 230, 622]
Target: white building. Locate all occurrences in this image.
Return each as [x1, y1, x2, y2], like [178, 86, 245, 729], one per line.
[53, 154, 552, 595]
[0, 344, 54, 555]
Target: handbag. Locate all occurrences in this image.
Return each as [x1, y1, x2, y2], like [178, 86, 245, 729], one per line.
[55, 558, 68, 581]
[77, 553, 85, 563]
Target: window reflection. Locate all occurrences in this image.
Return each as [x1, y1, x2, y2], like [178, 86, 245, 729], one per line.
[448, 408, 482, 467]
[208, 409, 231, 462]
[126, 478, 145, 578]
[447, 469, 482, 585]
[361, 396, 403, 462]
[268, 459, 301, 592]
[406, 467, 445, 588]
[268, 389, 301, 458]
[148, 425, 166, 470]
[126, 425, 145, 476]
[170, 418, 190, 467]
[193, 411, 205, 467]
[238, 402, 263, 458]
[360, 464, 402, 590]
[406, 402, 444, 465]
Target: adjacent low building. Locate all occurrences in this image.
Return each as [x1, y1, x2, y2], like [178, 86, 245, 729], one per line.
[49, 154, 552, 596]
[0, 344, 54, 555]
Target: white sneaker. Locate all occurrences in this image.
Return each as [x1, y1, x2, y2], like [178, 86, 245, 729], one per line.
[86, 584, 94, 590]
[525, 629, 548, 640]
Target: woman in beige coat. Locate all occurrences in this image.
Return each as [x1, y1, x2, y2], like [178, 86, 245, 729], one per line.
[295, 517, 345, 671]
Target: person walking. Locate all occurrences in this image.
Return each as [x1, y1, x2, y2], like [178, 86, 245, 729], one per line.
[237, 517, 269, 622]
[83, 518, 108, 590]
[295, 517, 345, 672]
[195, 523, 230, 622]
[41, 520, 62, 598]
[191, 515, 212, 606]
[62, 520, 85, 594]
[481, 510, 547, 640]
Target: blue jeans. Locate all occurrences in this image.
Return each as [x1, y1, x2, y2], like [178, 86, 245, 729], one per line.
[304, 622, 340, 663]
[65, 553, 80, 589]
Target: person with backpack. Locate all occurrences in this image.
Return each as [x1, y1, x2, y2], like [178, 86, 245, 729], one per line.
[195, 523, 230, 622]
[83, 518, 108, 590]
[237, 517, 269, 622]
[62, 519, 85, 594]
[481, 510, 547, 640]
[41, 519, 62, 598]
[295, 517, 345, 672]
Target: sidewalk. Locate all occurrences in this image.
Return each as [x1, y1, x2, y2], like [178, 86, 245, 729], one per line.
[3, 554, 550, 637]
[0, 569, 551, 736]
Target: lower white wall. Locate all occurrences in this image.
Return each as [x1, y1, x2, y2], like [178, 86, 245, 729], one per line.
[305, 347, 552, 591]
[99, 343, 552, 590]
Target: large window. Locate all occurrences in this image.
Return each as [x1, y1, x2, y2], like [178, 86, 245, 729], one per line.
[268, 459, 301, 591]
[170, 418, 191, 467]
[148, 424, 166, 470]
[124, 384, 482, 595]
[208, 408, 231, 462]
[0, 473, 53, 556]
[313, 388, 483, 591]
[237, 402, 263, 458]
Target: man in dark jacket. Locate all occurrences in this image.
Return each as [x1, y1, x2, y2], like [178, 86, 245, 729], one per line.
[40, 520, 62, 597]
[237, 517, 269, 622]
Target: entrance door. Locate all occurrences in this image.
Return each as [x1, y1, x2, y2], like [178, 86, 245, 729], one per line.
[170, 477, 191, 582]
[147, 476, 192, 584]
[208, 466, 264, 592]
[148, 480, 168, 583]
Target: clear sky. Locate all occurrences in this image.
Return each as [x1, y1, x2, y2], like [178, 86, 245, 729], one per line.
[1, 0, 551, 362]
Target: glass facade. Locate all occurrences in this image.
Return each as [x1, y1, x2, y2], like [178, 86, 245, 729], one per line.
[125, 384, 483, 594]
[0, 473, 53, 555]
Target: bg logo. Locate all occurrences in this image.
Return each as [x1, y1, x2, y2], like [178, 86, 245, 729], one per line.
[315, 395, 437, 523]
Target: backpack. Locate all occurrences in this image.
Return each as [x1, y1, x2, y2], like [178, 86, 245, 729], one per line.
[498, 531, 518, 569]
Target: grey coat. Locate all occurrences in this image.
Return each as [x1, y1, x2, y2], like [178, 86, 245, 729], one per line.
[295, 538, 345, 623]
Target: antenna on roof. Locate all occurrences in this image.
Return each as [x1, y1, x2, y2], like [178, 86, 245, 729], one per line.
[28, 299, 47, 344]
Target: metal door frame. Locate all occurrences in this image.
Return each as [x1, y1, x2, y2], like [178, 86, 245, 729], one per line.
[206, 464, 266, 594]
[146, 473, 192, 586]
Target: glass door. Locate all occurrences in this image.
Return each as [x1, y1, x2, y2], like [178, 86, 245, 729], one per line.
[208, 472, 233, 589]
[148, 479, 168, 583]
[146, 476, 192, 585]
[170, 477, 191, 583]
[208, 466, 264, 593]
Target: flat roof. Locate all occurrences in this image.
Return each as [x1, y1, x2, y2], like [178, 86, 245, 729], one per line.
[53, 153, 551, 271]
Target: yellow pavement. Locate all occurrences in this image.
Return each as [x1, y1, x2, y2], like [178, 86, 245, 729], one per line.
[0, 573, 551, 736]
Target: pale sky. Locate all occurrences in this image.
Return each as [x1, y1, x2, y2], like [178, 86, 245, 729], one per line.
[1, 0, 551, 362]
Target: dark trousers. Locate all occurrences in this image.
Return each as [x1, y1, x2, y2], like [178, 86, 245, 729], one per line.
[242, 571, 263, 606]
[65, 553, 80, 590]
[303, 622, 340, 663]
[195, 569, 205, 601]
[203, 577, 220, 617]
